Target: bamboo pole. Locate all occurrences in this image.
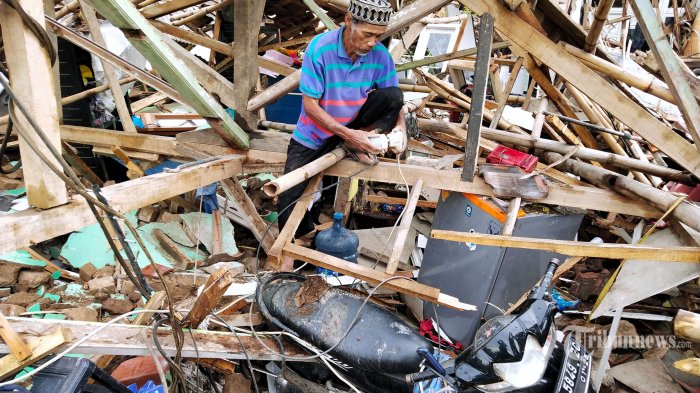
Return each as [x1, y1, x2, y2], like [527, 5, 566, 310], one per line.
[173, 0, 235, 26]
[541, 152, 700, 233]
[263, 147, 346, 197]
[480, 127, 693, 183]
[563, 43, 676, 104]
[564, 82, 654, 185]
[683, 11, 700, 56]
[585, 0, 614, 52]
[416, 69, 526, 134]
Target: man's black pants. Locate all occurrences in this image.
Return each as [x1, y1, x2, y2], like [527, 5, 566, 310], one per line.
[277, 86, 404, 237]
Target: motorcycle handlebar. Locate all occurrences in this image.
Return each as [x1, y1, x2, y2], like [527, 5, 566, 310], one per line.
[406, 370, 438, 384]
[530, 258, 560, 300]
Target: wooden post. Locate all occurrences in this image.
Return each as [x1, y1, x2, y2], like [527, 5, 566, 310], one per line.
[233, 0, 266, 129]
[462, 13, 493, 182]
[80, 0, 138, 134]
[386, 180, 423, 274]
[0, 0, 68, 209]
[631, 0, 700, 151]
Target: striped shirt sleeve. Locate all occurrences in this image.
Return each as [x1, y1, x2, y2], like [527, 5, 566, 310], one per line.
[300, 42, 325, 99]
[373, 47, 398, 89]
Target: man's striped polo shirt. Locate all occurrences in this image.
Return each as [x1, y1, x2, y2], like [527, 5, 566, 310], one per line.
[293, 25, 399, 149]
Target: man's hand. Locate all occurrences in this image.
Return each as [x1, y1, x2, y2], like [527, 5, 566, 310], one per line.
[342, 128, 383, 155]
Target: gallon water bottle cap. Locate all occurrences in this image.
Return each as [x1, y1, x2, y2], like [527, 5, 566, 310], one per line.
[333, 212, 344, 221]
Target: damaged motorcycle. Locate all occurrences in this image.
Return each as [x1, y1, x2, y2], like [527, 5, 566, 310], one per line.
[256, 258, 593, 393]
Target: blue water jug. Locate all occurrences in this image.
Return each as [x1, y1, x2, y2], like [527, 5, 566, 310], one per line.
[315, 212, 359, 276]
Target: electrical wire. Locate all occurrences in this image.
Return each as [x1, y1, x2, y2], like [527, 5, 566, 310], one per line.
[210, 313, 260, 393]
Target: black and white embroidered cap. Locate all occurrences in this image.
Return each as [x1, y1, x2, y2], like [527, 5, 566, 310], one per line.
[348, 0, 393, 26]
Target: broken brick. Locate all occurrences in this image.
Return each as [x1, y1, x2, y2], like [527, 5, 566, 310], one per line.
[79, 262, 98, 282]
[17, 270, 51, 289]
[102, 298, 134, 315]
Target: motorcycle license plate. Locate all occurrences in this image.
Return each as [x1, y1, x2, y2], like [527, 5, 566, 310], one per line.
[555, 335, 592, 393]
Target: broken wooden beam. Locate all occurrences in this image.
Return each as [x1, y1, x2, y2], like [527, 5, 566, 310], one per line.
[1, 317, 307, 361]
[183, 268, 235, 328]
[0, 312, 31, 362]
[220, 178, 277, 254]
[0, 327, 71, 379]
[0, 155, 245, 255]
[431, 231, 700, 263]
[324, 160, 661, 218]
[283, 243, 476, 311]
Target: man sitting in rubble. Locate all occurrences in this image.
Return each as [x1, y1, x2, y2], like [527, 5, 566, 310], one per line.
[277, 0, 407, 271]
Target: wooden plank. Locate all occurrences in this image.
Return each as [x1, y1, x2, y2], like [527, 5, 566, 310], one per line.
[220, 178, 276, 254]
[490, 57, 524, 127]
[431, 231, 700, 263]
[61, 125, 181, 156]
[140, 0, 208, 18]
[0, 327, 70, 379]
[22, 247, 80, 281]
[0, 155, 245, 255]
[84, 0, 250, 149]
[283, 243, 476, 311]
[81, 1, 138, 134]
[131, 93, 167, 112]
[462, 13, 493, 182]
[324, 160, 661, 218]
[267, 175, 323, 270]
[386, 180, 423, 274]
[153, 229, 195, 270]
[164, 36, 237, 110]
[2, 317, 307, 361]
[0, 312, 31, 362]
[183, 268, 235, 328]
[631, 0, 700, 151]
[0, 1, 68, 209]
[456, 0, 700, 177]
[390, 22, 426, 61]
[233, 0, 266, 127]
[46, 17, 185, 105]
[62, 141, 105, 187]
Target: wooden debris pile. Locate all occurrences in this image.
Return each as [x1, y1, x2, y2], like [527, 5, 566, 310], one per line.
[0, 0, 699, 391]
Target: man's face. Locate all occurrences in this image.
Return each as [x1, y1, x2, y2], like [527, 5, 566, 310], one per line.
[344, 13, 388, 56]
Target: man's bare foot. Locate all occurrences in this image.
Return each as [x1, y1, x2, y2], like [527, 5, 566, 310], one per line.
[354, 151, 378, 165]
[280, 255, 295, 272]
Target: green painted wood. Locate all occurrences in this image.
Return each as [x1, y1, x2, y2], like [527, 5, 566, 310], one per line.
[83, 0, 249, 149]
